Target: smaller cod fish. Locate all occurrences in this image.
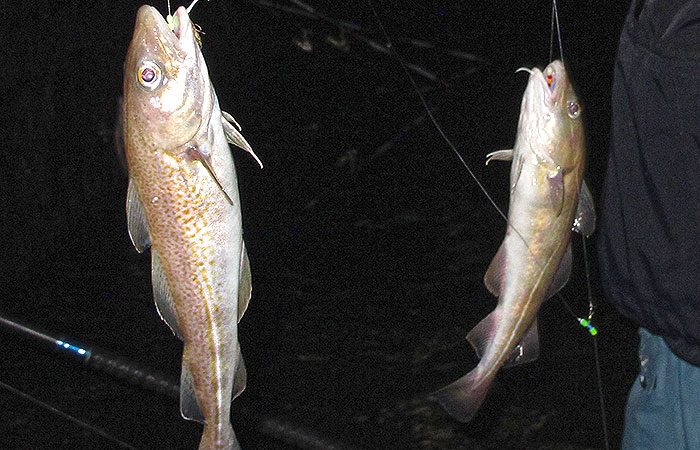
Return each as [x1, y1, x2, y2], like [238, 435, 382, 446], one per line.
[432, 60, 596, 422]
[123, 5, 261, 449]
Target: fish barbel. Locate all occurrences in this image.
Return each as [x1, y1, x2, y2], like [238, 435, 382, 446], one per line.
[122, 5, 261, 449]
[432, 60, 596, 422]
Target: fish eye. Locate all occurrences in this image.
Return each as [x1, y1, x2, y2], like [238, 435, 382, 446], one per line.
[137, 61, 162, 90]
[567, 101, 581, 119]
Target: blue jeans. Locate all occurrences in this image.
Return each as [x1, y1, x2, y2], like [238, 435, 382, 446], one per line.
[622, 328, 700, 449]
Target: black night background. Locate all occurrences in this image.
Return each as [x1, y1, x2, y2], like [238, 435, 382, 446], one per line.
[2, 1, 637, 448]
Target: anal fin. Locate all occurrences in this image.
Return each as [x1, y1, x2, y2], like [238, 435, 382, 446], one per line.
[483, 242, 507, 297]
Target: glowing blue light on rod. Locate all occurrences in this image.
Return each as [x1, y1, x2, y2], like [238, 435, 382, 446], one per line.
[55, 340, 90, 357]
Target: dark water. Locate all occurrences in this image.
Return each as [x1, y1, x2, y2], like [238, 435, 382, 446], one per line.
[2, 1, 638, 449]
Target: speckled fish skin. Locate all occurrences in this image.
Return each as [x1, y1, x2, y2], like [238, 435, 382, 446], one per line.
[433, 60, 594, 423]
[123, 6, 250, 449]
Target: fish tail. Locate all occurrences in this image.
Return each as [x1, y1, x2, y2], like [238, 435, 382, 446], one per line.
[199, 423, 240, 450]
[430, 369, 494, 423]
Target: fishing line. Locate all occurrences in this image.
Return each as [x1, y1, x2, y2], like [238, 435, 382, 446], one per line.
[582, 235, 611, 450]
[364, 0, 510, 228]
[549, 0, 564, 63]
[0, 380, 138, 449]
[553, 0, 607, 439]
[591, 335, 611, 450]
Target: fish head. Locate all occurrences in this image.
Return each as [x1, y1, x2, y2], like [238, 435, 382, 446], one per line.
[517, 60, 584, 168]
[123, 6, 211, 153]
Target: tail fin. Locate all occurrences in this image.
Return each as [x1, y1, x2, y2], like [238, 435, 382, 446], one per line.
[430, 369, 493, 422]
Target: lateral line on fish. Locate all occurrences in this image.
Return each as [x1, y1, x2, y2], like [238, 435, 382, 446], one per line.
[178, 163, 225, 423]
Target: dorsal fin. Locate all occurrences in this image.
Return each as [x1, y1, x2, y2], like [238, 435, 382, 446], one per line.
[484, 241, 506, 297]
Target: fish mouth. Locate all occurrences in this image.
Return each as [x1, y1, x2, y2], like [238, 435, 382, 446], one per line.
[134, 5, 197, 55]
[517, 60, 565, 108]
[171, 6, 195, 47]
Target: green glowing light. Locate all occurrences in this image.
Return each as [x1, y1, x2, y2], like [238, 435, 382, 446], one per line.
[578, 318, 599, 336]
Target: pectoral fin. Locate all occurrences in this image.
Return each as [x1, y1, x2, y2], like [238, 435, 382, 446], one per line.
[485, 149, 513, 165]
[547, 166, 565, 216]
[573, 180, 596, 237]
[221, 110, 263, 169]
[187, 145, 234, 205]
[151, 250, 182, 340]
[126, 178, 151, 253]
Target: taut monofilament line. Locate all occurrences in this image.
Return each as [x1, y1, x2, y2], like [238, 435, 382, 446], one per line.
[550, 0, 564, 63]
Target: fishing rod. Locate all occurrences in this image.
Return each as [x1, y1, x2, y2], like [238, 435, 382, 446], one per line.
[0, 313, 358, 450]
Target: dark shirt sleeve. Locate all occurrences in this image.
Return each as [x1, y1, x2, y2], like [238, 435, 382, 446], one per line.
[638, 0, 700, 55]
[597, 0, 700, 365]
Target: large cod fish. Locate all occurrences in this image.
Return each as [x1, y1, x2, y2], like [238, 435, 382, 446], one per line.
[123, 5, 261, 449]
[432, 60, 595, 422]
